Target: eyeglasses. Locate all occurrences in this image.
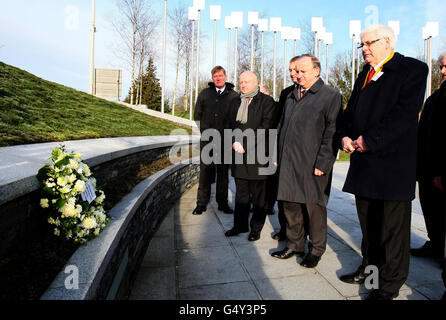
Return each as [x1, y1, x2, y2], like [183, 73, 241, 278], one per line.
[358, 38, 383, 49]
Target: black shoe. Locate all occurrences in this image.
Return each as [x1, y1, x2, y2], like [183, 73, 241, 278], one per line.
[300, 253, 321, 268]
[271, 247, 304, 259]
[410, 241, 434, 257]
[192, 206, 206, 215]
[218, 204, 234, 214]
[225, 228, 248, 237]
[339, 269, 368, 284]
[248, 231, 261, 241]
[365, 289, 398, 300]
[271, 232, 287, 241]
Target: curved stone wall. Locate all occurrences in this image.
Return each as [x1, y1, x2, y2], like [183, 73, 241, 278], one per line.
[41, 157, 199, 300]
[0, 136, 200, 299]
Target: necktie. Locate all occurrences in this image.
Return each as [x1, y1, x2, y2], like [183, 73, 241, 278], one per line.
[365, 68, 376, 86]
[217, 90, 222, 95]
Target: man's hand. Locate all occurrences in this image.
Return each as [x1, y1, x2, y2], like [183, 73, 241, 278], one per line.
[433, 176, 445, 193]
[314, 168, 325, 176]
[353, 135, 369, 153]
[342, 137, 356, 154]
[232, 142, 245, 154]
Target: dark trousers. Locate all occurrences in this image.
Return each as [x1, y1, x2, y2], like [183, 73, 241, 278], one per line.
[443, 199, 446, 289]
[283, 201, 327, 257]
[419, 179, 446, 255]
[196, 161, 229, 207]
[233, 178, 267, 233]
[266, 171, 289, 235]
[355, 197, 411, 294]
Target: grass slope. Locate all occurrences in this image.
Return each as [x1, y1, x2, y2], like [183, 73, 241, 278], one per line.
[0, 61, 191, 147]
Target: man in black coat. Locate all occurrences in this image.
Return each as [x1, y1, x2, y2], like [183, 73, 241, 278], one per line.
[411, 52, 446, 261]
[338, 24, 428, 300]
[426, 53, 446, 298]
[269, 56, 308, 242]
[224, 71, 276, 241]
[270, 55, 341, 269]
[192, 66, 238, 215]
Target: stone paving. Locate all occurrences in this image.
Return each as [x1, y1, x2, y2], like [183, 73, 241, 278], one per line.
[129, 162, 445, 300]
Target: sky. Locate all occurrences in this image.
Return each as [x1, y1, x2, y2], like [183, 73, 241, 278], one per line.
[0, 0, 445, 100]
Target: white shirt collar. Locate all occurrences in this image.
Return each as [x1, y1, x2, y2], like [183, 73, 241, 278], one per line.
[216, 86, 225, 93]
[372, 53, 392, 71]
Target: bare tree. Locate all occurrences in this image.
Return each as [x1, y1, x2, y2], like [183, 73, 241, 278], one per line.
[111, 0, 158, 105]
[168, 5, 190, 114]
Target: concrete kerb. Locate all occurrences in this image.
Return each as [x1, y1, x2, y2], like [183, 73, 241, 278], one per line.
[117, 102, 200, 134]
[0, 135, 200, 206]
[40, 156, 200, 300]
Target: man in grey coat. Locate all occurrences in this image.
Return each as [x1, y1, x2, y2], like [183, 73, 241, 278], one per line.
[271, 55, 341, 268]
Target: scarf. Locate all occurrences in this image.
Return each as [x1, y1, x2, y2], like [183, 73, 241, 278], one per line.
[236, 86, 259, 124]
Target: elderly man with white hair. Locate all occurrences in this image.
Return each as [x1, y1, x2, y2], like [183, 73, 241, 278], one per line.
[225, 71, 276, 242]
[338, 24, 428, 300]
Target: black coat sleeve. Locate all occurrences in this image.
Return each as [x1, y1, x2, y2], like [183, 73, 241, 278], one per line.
[315, 91, 342, 173]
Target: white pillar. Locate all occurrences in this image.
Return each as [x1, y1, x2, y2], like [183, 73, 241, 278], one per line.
[250, 24, 255, 70]
[161, 0, 167, 113]
[261, 31, 265, 84]
[88, 0, 96, 95]
[227, 28, 231, 81]
[325, 44, 329, 83]
[234, 27, 239, 90]
[351, 37, 356, 90]
[189, 20, 195, 120]
[273, 31, 277, 100]
[283, 39, 287, 89]
[213, 19, 217, 67]
[195, 10, 201, 104]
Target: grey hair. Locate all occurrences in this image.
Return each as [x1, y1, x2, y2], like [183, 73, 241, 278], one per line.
[361, 24, 397, 50]
[439, 52, 446, 62]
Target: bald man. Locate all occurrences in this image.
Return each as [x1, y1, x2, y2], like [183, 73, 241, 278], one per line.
[225, 71, 276, 241]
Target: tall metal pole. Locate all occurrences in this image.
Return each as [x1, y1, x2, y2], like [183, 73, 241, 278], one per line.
[250, 24, 255, 70]
[189, 20, 195, 120]
[283, 39, 287, 89]
[213, 19, 217, 67]
[234, 27, 239, 89]
[273, 31, 277, 100]
[227, 28, 231, 82]
[161, 0, 167, 113]
[314, 32, 318, 57]
[427, 38, 430, 96]
[261, 31, 265, 84]
[318, 39, 321, 60]
[357, 44, 360, 77]
[325, 44, 329, 83]
[294, 39, 297, 56]
[88, 0, 96, 95]
[351, 36, 355, 90]
[195, 10, 201, 104]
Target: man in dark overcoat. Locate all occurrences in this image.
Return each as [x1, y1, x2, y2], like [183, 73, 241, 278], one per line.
[411, 52, 446, 261]
[269, 57, 309, 241]
[270, 54, 341, 269]
[224, 71, 276, 241]
[192, 66, 238, 215]
[426, 53, 446, 299]
[338, 24, 428, 300]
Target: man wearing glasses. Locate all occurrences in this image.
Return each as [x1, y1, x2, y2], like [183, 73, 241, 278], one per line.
[338, 24, 428, 300]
